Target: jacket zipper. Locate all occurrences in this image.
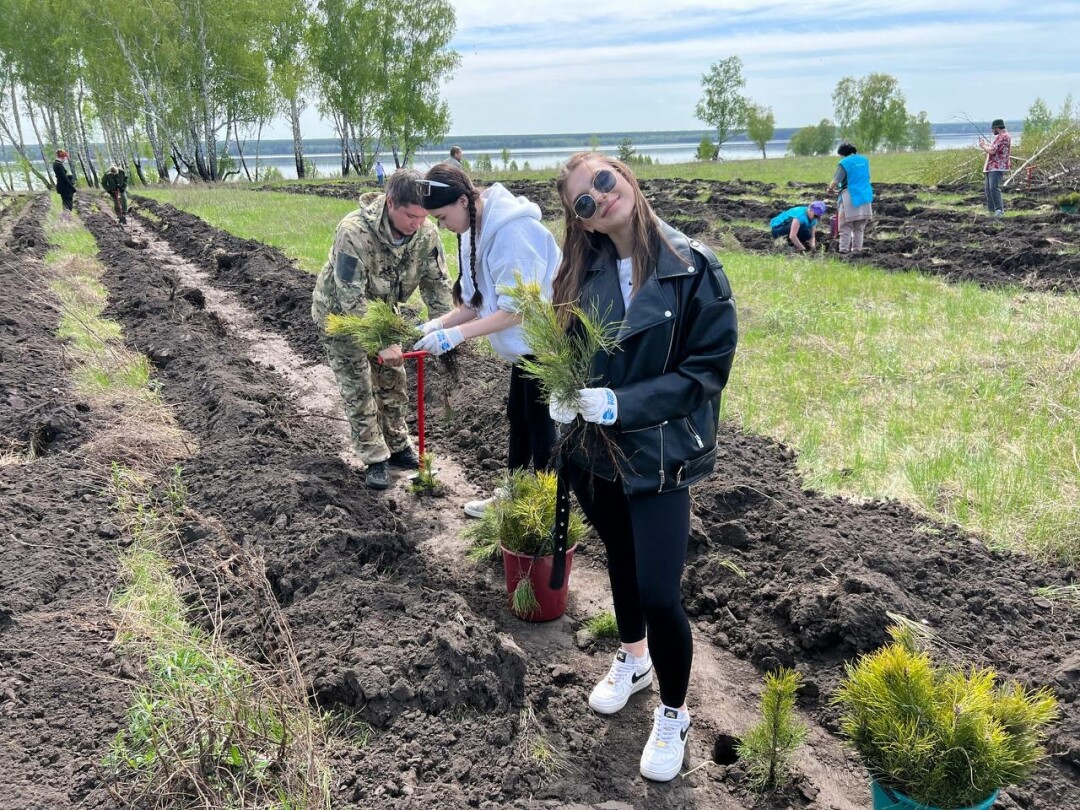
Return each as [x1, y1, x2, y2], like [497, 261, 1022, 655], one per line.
[658, 423, 666, 492]
[685, 418, 704, 449]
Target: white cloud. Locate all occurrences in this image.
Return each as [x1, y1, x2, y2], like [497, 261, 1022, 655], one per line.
[277, 1, 1077, 138]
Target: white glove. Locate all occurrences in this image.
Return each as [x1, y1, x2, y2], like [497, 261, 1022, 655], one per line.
[578, 388, 618, 426]
[420, 318, 442, 335]
[548, 394, 578, 424]
[413, 327, 464, 356]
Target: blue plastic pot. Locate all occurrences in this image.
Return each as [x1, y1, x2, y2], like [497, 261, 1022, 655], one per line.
[871, 780, 998, 810]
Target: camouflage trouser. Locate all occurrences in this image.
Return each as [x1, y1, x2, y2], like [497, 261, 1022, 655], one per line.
[323, 332, 410, 465]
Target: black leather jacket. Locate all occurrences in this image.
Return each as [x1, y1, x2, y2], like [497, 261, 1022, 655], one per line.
[566, 221, 737, 494]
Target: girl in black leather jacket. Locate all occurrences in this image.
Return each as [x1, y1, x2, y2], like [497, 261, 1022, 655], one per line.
[548, 153, 737, 782]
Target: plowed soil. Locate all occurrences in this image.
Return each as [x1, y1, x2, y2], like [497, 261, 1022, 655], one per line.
[1, 190, 1078, 810]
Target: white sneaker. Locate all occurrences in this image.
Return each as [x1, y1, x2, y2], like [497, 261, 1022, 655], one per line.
[639, 705, 691, 782]
[588, 649, 653, 715]
[463, 487, 508, 519]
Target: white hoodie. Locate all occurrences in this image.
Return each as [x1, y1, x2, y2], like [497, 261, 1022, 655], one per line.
[457, 183, 560, 362]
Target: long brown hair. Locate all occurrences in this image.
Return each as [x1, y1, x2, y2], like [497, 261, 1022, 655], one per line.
[422, 164, 481, 308]
[552, 152, 669, 327]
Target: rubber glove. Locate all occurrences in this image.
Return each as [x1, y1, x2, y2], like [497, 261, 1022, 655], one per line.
[578, 388, 618, 426]
[548, 394, 578, 424]
[420, 318, 442, 335]
[413, 327, 464, 356]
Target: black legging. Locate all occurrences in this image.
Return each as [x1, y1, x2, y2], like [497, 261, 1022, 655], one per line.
[566, 463, 692, 708]
[506, 359, 554, 471]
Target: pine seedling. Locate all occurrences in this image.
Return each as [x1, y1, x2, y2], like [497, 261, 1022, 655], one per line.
[463, 469, 587, 561]
[406, 452, 442, 496]
[325, 301, 421, 355]
[737, 667, 807, 791]
[511, 578, 540, 618]
[502, 277, 620, 410]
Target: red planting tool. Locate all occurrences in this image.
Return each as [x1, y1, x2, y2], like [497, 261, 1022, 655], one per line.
[377, 349, 429, 459]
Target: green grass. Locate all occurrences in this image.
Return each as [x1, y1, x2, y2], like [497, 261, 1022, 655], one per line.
[44, 200, 157, 398]
[44, 198, 97, 262]
[138, 186, 357, 274]
[258, 150, 934, 187]
[722, 251, 1080, 561]
[106, 465, 333, 807]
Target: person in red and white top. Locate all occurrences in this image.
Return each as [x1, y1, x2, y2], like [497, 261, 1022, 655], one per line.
[978, 119, 1011, 217]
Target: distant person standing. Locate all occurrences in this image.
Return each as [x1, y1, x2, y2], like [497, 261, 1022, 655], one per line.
[375, 160, 385, 187]
[445, 146, 464, 169]
[52, 149, 76, 221]
[769, 201, 826, 252]
[979, 119, 1011, 217]
[102, 165, 129, 224]
[826, 143, 873, 253]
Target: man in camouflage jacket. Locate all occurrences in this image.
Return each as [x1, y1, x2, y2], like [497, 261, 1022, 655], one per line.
[311, 168, 454, 489]
[102, 165, 129, 224]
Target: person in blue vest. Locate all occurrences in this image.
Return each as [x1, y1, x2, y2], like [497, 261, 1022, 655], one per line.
[826, 143, 874, 253]
[769, 200, 825, 251]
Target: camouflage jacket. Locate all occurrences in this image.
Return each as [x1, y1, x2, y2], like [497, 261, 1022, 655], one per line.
[102, 171, 128, 193]
[311, 192, 453, 328]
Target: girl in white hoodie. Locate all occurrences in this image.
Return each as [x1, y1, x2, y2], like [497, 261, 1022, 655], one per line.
[413, 165, 560, 517]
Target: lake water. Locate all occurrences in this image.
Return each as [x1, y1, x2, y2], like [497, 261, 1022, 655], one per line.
[3, 133, 981, 187]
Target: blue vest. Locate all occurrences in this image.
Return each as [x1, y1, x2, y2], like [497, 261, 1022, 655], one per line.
[839, 155, 873, 207]
[770, 206, 814, 231]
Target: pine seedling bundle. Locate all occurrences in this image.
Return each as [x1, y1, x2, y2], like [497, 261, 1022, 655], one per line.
[324, 301, 421, 356]
[502, 277, 619, 412]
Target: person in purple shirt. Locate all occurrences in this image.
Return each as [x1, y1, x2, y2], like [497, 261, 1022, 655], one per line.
[978, 119, 1011, 217]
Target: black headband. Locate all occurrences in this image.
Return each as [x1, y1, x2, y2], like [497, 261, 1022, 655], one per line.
[418, 179, 467, 210]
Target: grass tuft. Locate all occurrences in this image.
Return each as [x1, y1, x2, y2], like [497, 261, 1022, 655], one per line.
[583, 611, 620, 640]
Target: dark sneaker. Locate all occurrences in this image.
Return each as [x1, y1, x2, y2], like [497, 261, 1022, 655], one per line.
[387, 447, 419, 469]
[365, 461, 390, 489]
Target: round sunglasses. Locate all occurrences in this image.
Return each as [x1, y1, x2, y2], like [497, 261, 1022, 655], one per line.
[573, 169, 618, 220]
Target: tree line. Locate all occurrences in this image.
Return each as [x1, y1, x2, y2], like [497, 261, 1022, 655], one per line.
[694, 56, 936, 159]
[0, 0, 458, 191]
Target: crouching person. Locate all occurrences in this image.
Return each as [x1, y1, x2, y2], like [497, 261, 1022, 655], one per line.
[770, 200, 826, 251]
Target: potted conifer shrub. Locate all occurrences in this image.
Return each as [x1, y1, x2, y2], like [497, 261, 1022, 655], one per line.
[464, 469, 587, 621]
[833, 624, 1058, 810]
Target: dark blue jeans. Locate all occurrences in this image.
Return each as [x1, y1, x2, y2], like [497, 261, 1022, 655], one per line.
[771, 221, 813, 246]
[985, 171, 1005, 214]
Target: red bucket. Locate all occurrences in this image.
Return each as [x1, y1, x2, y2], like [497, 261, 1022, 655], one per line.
[500, 545, 577, 622]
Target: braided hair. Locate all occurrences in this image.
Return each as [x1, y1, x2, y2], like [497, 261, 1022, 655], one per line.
[421, 164, 482, 309]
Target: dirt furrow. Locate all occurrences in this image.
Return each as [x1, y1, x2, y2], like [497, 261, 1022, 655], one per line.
[0, 195, 132, 810]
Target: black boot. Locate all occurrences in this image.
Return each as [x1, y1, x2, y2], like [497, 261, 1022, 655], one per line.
[387, 446, 420, 469]
[365, 461, 390, 490]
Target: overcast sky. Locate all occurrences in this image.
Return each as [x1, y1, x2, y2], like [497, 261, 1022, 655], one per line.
[283, 0, 1079, 139]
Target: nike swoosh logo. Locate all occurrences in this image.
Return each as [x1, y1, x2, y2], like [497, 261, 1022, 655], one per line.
[631, 666, 652, 684]
[680, 727, 689, 742]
